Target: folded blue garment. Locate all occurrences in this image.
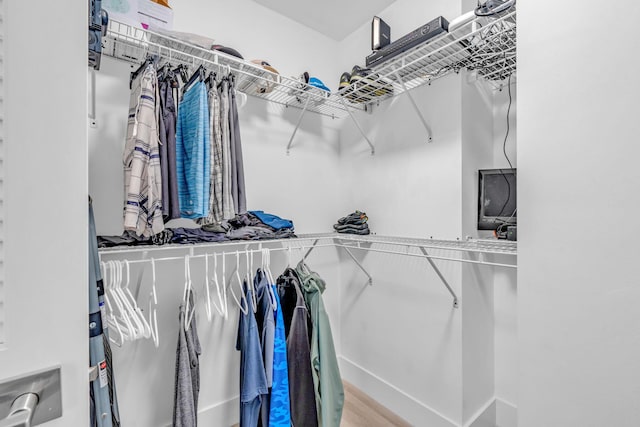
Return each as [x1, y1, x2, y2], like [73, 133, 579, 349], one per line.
[249, 211, 294, 230]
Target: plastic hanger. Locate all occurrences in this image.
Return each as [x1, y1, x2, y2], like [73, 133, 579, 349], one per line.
[148, 258, 159, 348]
[101, 262, 124, 347]
[203, 254, 213, 323]
[119, 260, 147, 339]
[210, 253, 227, 319]
[263, 248, 278, 310]
[108, 261, 136, 342]
[228, 251, 249, 315]
[183, 255, 195, 331]
[125, 260, 153, 339]
[246, 250, 258, 313]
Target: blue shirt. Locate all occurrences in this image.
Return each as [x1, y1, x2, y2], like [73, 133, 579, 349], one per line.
[176, 81, 210, 219]
[249, 210, 294, 230]
[237, 281, 268, 427]
[269, 284, 291, 427]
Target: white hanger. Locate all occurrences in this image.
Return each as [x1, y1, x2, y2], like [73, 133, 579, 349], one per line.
[183, 255, 195, 331]
[124, 260, 152, 339]
[236, 90, 247, 109]
[110, 260, 137, 341]
[210, 253, 227, 319]
[263, 249, 278, 310]
[228, 251, 249, 315]
[148, 258, 159, 348]
[120, 260, 148, 339]
[101, 262, 125, 347]
[246, 250, 258, 313]
[203, 254, 213, 322]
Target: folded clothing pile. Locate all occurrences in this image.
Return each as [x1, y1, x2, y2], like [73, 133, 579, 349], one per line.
[97, 210, 295, 248]
[333, 211, 370, 235]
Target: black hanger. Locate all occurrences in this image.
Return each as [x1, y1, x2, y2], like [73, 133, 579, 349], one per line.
[204, 71, 217, 90]
[182, 65, 206, 95]
[130, 55, 158, 89]
[173, 64, 188, 84]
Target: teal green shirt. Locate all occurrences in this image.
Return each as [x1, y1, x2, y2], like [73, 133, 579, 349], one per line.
[296, 261, 344, 427]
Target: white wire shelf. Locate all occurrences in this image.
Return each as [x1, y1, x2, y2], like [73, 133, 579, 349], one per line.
[338, 9, 517, 105]
[102, 20, 364, 119]
[98, 232, 516, 258]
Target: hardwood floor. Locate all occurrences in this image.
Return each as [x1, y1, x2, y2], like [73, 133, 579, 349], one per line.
[232, 381, 411, 426]
[341, 381, 411, 427]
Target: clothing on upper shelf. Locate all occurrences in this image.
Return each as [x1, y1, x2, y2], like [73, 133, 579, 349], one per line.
[173, 290, 202, 427]
[237, 281, 269, 427]
[229, 76, 247, 214]
[296, 261, 344, 427]
[123, 65, 164, 237]
[249, 211, 294, 230]
[219, 78, 235, 220]
[98, 211, 296, 248]
[198, 83, 224, 225]
[176, 80, 211, 219]
[333, 210, 370, 235]
[276, 268, 319, 427]
[158, 70, 181, 221]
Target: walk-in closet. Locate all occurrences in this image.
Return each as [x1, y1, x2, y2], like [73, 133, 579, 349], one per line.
[2, 1, 639, 427]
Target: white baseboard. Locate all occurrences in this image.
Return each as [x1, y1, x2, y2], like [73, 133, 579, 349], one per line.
[495, 398, 517, 427]
[465, 397, 517, 427]
[339, 356, 460, 427]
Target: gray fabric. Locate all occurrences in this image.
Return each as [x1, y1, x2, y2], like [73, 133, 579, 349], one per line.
[276, 269, 318, 427]
[173, 291, 202, 427]
[198, 86, 224, 225]
[159, 76, 180, 220]
[228, 78, 247, 214]
[219, 80, 235, 220]
[255, 270, 275, 427]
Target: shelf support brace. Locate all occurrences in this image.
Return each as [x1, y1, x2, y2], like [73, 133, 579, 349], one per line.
[286, 94, 312, 155]
[303, 239, 319, 261]
[342, 246, 373, 286]
[419, 246, 458, 308]
[393, 69, 433, 143]
[339, 97, 375, 155]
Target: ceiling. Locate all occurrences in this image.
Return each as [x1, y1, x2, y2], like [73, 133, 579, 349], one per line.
[251, 0, 397, 41]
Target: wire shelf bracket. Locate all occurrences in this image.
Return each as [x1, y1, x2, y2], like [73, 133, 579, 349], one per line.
[339, 97, 375, 155]
[419, 246, 459, 308]
[286, 94, 311, 155]
[393, 68, 433, 143]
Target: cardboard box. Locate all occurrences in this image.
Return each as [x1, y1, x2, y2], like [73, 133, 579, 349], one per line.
[102, 0, 173, 30]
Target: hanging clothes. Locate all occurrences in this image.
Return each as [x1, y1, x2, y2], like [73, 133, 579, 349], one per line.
[254, 270, 275, 427]
[296, 261, 344, 427]
[269, 284, 291, 427]
[198, 80, 224, 225]
[237, 281, 269, 427]
[157, 70, 181, 221]
[219, 78, 235, 220]
[176, 80, 210, 219]
[276, 268, 318, 427]
[123, 64, 164, 237]
[89, 199, 114, 427]
[173, 290, 202, 427]
[228, 76, 247, 214]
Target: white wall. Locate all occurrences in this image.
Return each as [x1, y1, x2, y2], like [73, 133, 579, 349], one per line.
[0, 1, 88, 426]
[90, 2, 346, 425]
[518, 1, 640, 426]
[89, 1, 522, 426]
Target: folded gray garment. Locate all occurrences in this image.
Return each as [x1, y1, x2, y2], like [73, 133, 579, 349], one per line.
[333, 222, 369, 232]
